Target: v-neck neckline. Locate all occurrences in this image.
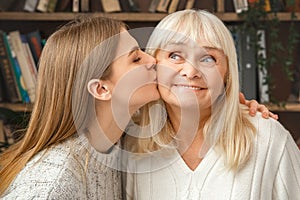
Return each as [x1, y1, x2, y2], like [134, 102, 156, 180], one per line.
[174, 146, 220, 174]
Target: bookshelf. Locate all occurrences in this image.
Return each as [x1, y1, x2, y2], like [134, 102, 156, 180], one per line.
[0, 12, 300, 22]
[0, 103, 33, 112]
[0, 8, 299, 140]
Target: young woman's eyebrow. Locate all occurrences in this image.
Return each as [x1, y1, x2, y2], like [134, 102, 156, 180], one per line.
[128, 46, 139, 57]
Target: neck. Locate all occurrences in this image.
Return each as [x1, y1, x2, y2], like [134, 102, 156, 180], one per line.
[85, 102, 131, 153]
[166, 104, 211, 153]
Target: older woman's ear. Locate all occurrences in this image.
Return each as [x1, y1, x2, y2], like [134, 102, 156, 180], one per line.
[87, 79, 111, 101]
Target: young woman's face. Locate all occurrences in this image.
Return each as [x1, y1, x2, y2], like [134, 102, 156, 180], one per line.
[156, 39, 228, 110]
[106, 31, 160, 114]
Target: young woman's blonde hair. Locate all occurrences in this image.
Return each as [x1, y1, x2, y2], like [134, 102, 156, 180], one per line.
[0, 16, 126, 195]
[126, 9, 256, 171]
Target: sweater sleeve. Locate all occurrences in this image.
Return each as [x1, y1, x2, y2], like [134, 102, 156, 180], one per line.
[272, 132, 300, 200]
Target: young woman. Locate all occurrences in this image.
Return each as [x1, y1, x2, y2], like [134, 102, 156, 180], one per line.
[0, 16, 159, 199]
[125, 10, 300, 199]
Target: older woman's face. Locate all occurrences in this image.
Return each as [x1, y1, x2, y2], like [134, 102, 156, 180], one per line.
[156, 39, 228, 110]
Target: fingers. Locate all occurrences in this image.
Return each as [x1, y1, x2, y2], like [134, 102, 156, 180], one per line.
[239, 92, 246, 104]
[247, 100, 258, 117]
[249, 101, 279, 120]
[268, 111, 279, 120]
[239, 92, 279, 120]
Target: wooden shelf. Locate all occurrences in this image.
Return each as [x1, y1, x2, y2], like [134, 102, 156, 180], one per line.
[267, 103, 300, 112]
[0, 103, 33, 112]
[0, 102, 299, 112]
[0, 12, 299, 22]
[0, 12, 167, 21]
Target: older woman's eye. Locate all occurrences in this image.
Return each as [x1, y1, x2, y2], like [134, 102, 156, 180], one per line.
[169, 52, 183, 61]
[201, 56, 215, 63]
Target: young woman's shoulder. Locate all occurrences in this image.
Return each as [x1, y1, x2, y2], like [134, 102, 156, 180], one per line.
[2, 136, 87, 199]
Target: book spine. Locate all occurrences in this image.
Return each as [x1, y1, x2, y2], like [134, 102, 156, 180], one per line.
[233, 0, 248, 13]
[26, 30, 43, 66]
[127, 0, 139, 12]
[80, 0, 90, 12]
[101, 0, 121, 12]
[24, 0, 39, 12]
[0, 31, 21, 103]
[9, 31, 36, 103]
[156, 0, 171, 12]
[73, 0, 79, 12]
[47, 0, 58, 12]
[216, 0, 224, 12]
[185, 0, 195, 9]
[168, 0, 180, 13]
[36, 0, 50, 12]
[148, 0, 160, 12]
[6, 35, 30, 103]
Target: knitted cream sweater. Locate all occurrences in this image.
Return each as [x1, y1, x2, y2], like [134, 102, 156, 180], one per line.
[126, 115, 300, 200]
[2, 134, 122, 199]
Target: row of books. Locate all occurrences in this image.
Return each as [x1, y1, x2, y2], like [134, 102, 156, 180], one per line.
[1, 0, 299, 14]
[0, 30, 43, 103]
[0, 25, 268, 104]
[0, 0, 199, 14]
[233, 0, 300, 14]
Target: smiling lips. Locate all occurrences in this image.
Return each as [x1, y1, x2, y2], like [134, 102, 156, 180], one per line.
[174, 84, 206, 90]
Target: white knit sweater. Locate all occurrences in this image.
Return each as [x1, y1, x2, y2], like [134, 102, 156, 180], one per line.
[2, 134, 122, 199]
[126, 115, 300, 200]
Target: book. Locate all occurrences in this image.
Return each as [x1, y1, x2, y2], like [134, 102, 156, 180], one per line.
[6, 35, 31, 103]
[177, 0, 187, 11]
[80, 0, 90, 12]
[101, 0, 122, 12]
[56, 0, 72, 11]
[73, 0, 79, 12]
[156, 0, 171, 12]
[216, 0, 225, 12]
[233, 0, 248, 13]
[257, 30, 269, 103]
[119, 0, 132, 12]
[47, 0, 58, 12]
[185, 0, 195, 9]
[9, 31, 37, 103]
[225, 0, 235, 12]
[26, 30, 43, 67]
[36, 0, 50, 12]
[20, 35, 38, 80]
[168, 0, 180, 13]
[194, 0, 215, 12]
[0, 31, 21, 103]
[148, 0, 160, 12]
[127, 0, 140, 12]
[24, 0, 39, 12]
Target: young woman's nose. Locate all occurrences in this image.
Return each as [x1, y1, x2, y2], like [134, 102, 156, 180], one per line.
[179, 62, 201, 79]
[142, 51, 156, 69]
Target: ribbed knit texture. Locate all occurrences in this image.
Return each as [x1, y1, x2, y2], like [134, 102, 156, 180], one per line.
[126, 115, 300, 200]
[2, 134, 122, 199]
